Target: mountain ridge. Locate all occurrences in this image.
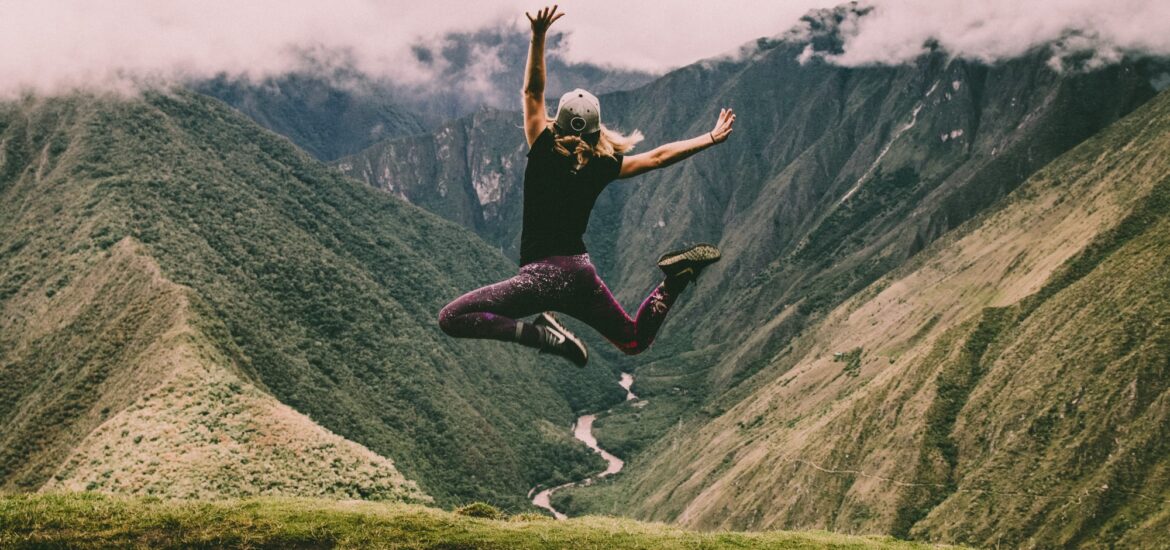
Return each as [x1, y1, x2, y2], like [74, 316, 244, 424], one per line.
[557, 88, 1170, 547]
[0, 91, 619, 509]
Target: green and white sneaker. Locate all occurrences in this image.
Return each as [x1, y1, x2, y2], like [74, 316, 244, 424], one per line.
[533, 312, 588, 367]
[657, 243, 721, 281]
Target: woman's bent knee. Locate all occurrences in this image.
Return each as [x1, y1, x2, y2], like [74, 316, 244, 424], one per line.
[438, 303, 460, 336]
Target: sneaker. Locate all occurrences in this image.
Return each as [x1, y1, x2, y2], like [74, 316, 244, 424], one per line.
[657, 243, 721, 281]
[533, 312, 588, 367]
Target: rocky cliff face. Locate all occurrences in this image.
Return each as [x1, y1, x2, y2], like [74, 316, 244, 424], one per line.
[336, 108, 529, 256]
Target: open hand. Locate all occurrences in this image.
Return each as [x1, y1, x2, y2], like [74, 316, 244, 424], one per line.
[710, 108, 735, 144]
[526, 5, 564, 36]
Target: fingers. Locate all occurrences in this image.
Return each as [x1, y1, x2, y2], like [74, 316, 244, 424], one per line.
[715, 108, 735, 128]
[717, 108, 730, 126]
[529, 5, 563, 29]
[711, 107, 736, 143]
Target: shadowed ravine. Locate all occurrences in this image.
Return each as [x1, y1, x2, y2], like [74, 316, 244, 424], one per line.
[530, 373, 637, 519]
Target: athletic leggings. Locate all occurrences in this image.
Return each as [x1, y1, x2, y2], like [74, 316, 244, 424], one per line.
[438, 254, 680, 355]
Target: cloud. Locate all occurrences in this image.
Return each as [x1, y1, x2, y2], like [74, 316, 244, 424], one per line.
[1, 0, 1168, 97]
[793, 0, 1170, 70]
[0, 0, 507, 96]
[0, 0, 835, 96]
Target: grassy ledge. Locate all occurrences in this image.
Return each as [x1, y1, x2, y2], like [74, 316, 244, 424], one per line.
[0, 493, 953, 549]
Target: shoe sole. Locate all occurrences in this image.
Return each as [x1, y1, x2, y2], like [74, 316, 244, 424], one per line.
[658, 243, 721, 270]
[536, 313, 589, 367]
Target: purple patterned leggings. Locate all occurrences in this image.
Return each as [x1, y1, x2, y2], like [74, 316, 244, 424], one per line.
[438, 254, 679, 355]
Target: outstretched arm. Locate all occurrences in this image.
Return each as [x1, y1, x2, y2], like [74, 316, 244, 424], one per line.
[523, 5, 563, 147]
[619, 108, 736, 179]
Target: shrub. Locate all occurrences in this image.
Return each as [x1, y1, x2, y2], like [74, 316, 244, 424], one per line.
[454, 502, 505, 520]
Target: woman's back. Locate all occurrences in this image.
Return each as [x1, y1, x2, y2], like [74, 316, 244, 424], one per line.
[519, 127, 623, 266]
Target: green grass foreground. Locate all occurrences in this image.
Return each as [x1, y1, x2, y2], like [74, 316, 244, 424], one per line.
[0, 493, 952, 549]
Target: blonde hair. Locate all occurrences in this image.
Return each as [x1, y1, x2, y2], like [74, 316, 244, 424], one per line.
[548, 119, 644, 168]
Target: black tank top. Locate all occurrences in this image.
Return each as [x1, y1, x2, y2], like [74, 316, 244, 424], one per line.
[519, 128, 623, 265]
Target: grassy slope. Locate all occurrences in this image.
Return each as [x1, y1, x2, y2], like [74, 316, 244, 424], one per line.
[36, 244, 426, 503]
[556, 90, 1170, 545]
[0, 92, 619, 509]
[0, 233, 423, 503]
[0, 493, 946, 549]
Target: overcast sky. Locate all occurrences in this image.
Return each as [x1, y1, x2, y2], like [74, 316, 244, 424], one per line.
[1, 0, 1168, 96]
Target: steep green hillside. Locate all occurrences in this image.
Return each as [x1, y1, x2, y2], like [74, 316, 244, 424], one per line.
[0, 493, 945, 549]
[0, 91, 624, 509]
[195, 72, 427, 161]
[0, 235, 424, 503]
[555, 89, 1170, 547]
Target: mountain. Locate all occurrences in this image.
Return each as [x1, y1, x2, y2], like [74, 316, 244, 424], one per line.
[197, 27, 657, 161]
[336, 34, 1158, 376]
[561, 86, 1170, 548]
[0, 91, 625, 509]
[194, 71, 427, 162]
[331, 6, 1170, 544]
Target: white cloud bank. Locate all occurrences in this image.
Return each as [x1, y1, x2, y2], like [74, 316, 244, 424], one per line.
[0, 0, 1167, 96]
[813, 0, 1170, 70]
[0, 0, 837, 96]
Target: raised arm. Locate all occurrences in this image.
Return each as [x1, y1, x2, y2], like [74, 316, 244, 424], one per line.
[619, 108, 736, 179]
[523, 6, 563, 146]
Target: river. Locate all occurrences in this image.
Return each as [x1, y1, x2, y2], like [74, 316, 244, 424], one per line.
[529, 372, 637, 519]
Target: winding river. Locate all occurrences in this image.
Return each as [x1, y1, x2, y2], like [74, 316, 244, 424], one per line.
[529, 372, 637, 519]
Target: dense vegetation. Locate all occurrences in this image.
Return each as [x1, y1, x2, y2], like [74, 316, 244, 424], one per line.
[0, 91, 624, 509]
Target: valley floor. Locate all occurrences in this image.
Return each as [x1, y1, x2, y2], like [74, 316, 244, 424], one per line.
[0, 493, 953, 549]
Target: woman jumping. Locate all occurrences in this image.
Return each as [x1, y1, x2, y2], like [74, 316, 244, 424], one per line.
[438, 5, 735, 366]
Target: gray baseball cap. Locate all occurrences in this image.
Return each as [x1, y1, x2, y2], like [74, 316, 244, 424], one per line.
[554, 88, 601, 136]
